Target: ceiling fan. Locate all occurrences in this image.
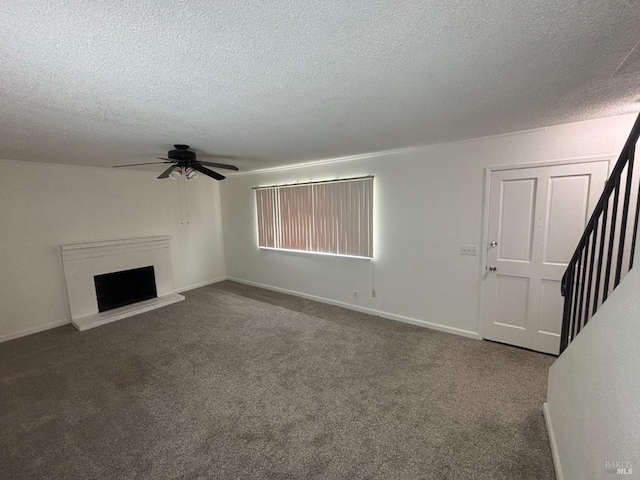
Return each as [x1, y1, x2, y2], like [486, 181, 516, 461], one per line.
[113, 144, 239, 180]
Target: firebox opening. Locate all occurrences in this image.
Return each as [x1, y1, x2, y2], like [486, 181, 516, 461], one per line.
[94, 266, 157, 313]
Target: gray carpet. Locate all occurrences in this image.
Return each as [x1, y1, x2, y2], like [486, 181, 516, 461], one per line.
[0, 281, 555, 480]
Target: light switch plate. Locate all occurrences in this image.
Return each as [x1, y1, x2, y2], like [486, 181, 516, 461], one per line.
[461, 245, 477, 256]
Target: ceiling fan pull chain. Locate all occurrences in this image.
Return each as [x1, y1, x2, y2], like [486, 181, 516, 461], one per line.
[177, 178, 184, 225]
[184, 175, 190, 225]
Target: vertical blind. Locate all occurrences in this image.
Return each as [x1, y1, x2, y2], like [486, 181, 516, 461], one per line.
[255, 176, 373, 258]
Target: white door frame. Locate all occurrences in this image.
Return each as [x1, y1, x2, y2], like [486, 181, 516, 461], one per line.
[477, 155, 614, 341]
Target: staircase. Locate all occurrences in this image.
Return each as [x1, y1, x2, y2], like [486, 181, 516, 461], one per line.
[560, 112, 640, 353]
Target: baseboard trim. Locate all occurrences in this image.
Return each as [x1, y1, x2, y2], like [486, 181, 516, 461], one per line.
[543, 402, 563, 480]
[176, 276, 227, 293]
[0, 276, 481, 343]
[226, 277, 481, 340]
[0, 319, 70, 343]
[0, 277, 228, 343]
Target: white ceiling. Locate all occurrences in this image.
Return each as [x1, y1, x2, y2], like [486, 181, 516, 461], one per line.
[1, 0, 639, 173]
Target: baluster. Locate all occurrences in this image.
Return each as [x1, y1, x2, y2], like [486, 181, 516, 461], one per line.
[615, 152, 635, 286]
[629, 143, 640, 270]
[576, 238, 590, 334]
[560, 265, 574, 353]
[570, 249, 584, 341]
[584, 226, 598, 326]
[603, 177, 620, 302]
[593, 200, 609, 315]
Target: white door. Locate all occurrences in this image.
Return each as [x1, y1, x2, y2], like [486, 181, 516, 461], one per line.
[483, 161, 609, 354]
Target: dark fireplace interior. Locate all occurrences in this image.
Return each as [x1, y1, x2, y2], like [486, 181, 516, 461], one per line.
[94, 266, 157, 313]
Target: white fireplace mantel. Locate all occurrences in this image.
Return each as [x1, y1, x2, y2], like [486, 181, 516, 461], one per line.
[61, 236, 184, 331]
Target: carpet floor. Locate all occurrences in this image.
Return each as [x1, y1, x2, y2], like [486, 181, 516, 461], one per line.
[0, 281, 556, 480]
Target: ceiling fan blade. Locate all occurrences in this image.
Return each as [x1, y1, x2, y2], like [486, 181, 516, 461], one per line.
[192, 164, 225, 180]
[202, 154, 242, 160]
[158, 165, 176, 179]
[197, 161, 239, 171]
[114, 161, 173, 168]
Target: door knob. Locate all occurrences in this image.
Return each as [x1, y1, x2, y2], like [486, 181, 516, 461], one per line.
[490, 241, 498, 247]
[489, 266, 497, 272]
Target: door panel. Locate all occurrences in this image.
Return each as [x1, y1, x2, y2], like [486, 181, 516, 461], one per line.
[544, 175, 591, 264]
[539, 280, 564, 335]
[495, 275, 529, 328]
[483, 161, 609, 354]
[498, 178, 537, 262]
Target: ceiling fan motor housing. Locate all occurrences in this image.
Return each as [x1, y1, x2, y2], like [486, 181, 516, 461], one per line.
[168, 145, 196, 163]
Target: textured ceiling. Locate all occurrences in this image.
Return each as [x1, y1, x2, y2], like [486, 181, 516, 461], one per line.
[1, 0, 640, 172]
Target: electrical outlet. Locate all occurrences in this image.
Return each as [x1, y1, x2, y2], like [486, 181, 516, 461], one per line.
[372, 289, 376, 298]
[353, 290, 358, 299]
[461, 245, 477, 256]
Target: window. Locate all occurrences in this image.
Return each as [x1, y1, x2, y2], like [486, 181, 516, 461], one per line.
[255, 176, 373, 258]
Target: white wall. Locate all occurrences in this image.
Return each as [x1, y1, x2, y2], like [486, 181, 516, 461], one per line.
[545, 265, 640, 480]
[0, 159, 226, 341]
[220, 113, 637, 337]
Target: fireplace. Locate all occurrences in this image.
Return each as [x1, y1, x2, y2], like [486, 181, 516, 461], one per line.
[95, 266, 158, 312]
[61, 236, 184, 331]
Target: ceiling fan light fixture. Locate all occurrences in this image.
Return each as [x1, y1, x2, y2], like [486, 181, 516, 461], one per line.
[185, 167, 199, 180]
[169, 166, 183, 180]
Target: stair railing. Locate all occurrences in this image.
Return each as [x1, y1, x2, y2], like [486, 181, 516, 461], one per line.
[560, 113, 640, 353]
